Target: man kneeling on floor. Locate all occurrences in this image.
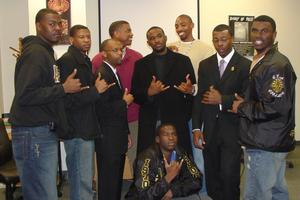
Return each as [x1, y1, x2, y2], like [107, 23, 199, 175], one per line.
[126, 123, 202, 200]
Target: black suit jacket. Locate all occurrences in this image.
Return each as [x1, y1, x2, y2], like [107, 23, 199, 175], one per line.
[131, 49, 196, 154]
[192, 51, 251, 147]
[95, 62, 129, 155]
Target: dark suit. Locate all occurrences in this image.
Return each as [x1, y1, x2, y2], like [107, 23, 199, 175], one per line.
[132, 49, 196, 156]
[192, 51, 250, 200]
[94, 62, 129, 200]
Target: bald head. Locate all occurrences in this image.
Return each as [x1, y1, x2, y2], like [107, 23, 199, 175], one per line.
[176, 14, 193, 23]
[100, 39, 123, 66]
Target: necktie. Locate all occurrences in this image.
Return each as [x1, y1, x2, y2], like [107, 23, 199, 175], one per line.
[219, 59, 226, 77]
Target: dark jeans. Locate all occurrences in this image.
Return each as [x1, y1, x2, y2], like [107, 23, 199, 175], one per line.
[12, 125, 58, 200]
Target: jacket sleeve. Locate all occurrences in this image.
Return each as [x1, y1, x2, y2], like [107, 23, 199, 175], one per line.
[131, 61, 153, 105]
[192, 61, 207, 130]
[170, 154, 202, 197]
[238, 63, 293, 121]
[15, 48, 65, 106]
[57, 55, 99, 109]
[133, 157, 170, 200]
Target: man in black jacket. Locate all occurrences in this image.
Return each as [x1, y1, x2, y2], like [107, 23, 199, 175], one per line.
[95, 39, 134, 200]
[57, 25, 112, 200]
[9, 8, 82, 200]
[126, 123, 202, 200]
[230, 15, 296, 200]
[131, 26, 196, 156]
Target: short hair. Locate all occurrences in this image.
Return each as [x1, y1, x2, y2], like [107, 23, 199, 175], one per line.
[253, 15, 276, 31]
[177, 14, 193, 23]
[213, 24, 233, 36]
[35, 8, 58, 23]
[109, 20, 129, 37]
[155, 123, 177, 136]
[99, 39, 111, 52]
[146, 26, 165, 39]
[69, 25, 89, 37]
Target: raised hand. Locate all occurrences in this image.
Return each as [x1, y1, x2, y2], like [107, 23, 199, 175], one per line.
[95, 73, 115, 93]
[123, 88, 134, 105]
[228, 93, 244, 113]
[147, 76, 170, 96]
[174, 74, 194, 94]
[63, 69, 82, 93]
[164, 157, 183, 183]
[201, 85, 222, 105]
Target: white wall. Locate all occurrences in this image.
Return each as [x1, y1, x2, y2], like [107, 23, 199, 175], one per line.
[0, 0, 29, 114]
[100, 0, 199, 56]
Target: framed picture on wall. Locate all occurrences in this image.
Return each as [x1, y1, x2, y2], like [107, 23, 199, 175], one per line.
[229, 15, 254, 57]
[46, 0, 71, 44]
[229, 15, 254, 42]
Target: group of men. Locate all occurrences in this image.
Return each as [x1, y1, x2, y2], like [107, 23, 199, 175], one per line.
[9, 7, 296, 200]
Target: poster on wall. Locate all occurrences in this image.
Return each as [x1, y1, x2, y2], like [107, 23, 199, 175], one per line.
[47, 0, 71, 44]
[229, 15, 254, 57]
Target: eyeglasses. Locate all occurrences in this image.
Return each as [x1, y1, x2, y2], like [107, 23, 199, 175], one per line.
[105, 48, 123, 53]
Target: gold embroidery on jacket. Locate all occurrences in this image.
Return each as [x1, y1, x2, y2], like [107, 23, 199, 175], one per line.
[183, 155, 200, 178]
[141, 159, 150, 189]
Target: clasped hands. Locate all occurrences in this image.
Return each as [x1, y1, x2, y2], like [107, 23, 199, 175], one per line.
[147, 74, 194, 96]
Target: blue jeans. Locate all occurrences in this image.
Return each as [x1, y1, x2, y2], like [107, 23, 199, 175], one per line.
[12, 125, 58, 200]
[64, 138, 94, 200]
[188, 120, 207, 194]
[243, 149, 289, 200]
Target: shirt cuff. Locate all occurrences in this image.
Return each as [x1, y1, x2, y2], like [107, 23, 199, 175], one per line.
[192, 128, 201, 133]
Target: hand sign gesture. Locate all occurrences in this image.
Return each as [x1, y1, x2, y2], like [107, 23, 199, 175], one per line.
[163, 156, 183, 183]
[95, 72, 115, 93]
[202, 85, 222, 105]
[123, 88, 134, 105]
[228, 93, 244, 113]
[147, 76, 170, 96]
[63, 69, 82, 93]
[174, 74, 194, 94]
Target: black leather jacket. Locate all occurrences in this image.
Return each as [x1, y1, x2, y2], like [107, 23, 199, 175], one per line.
[125, 144, 202, 200]
[57, 45, 100, 140]
[238, 47, 297, 152]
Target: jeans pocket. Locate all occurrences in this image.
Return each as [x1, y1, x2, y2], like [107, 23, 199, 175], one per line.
[12, 131, 27, 160]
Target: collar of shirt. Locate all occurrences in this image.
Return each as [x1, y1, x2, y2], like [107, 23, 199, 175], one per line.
[103, 60, 121, 84]
[122, 47, 126, 60]
[216, 48, 235, 67]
